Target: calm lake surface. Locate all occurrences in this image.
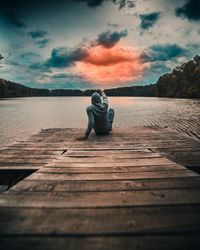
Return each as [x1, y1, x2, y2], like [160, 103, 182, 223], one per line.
[0, 97, 200, 147]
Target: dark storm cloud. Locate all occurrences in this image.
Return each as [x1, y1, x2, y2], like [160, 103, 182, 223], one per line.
[76, 0, 135, 9]
[28, 30, 47, 39]
[176, 0, 200, 21]
[112, 0, 135, 9]
[142, 44, 187, 62]
[5, 12, 27, 28]
[117, 0, 135, 10]
[96, 29, 128, 48]
[31, 46, 89, 70]
[76, 0, 104, 7]
[140, 12, 161, 30]
[117, 0, 127, 10]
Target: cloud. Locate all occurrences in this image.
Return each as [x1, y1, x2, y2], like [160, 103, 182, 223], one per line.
[116, 0, 135, 10]
[29, 28, 128, 71]
[42, 72, 85, 81]
[84, 46, 133, 66]
[118, 0, 127, 10]
[30, 42, 146, 86]
[27, 29, 50, 48]
[28, 29, 47, 39]
[6, 12, 27, 28]
[20, 52, 40, 59]
[77, 0, 135, 9]
[50, 73, 70, 78]
[142, 44, 187, 62]
[19, 52, 40, 64]
[78, 0, 104, 7]
[74, 45, 147, 85]
[44, 46, 89, 68]
[32, 29, 128, 70]
[27, 27, 147, 86]
[36, 38, 51, 48]
[95, 29, 128, 48]
[0, 54, 4, 61]
[176, 0, 200, 21]
[149, 62, 171, 74]
[186, 42, 200, 51]
[0, 54, 4, 67]
[140, 12, 161, 30]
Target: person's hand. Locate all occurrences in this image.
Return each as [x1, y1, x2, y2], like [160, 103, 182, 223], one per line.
[99, 88, 104, 94]
[76, 136, 87, 141]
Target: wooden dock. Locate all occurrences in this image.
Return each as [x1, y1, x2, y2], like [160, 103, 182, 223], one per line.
[0, 127, 200, 249]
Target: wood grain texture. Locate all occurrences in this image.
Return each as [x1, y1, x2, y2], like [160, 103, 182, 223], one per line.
[0, 127, 200, 250]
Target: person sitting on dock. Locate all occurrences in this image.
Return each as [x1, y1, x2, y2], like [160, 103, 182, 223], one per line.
[79, 89, 115, 140]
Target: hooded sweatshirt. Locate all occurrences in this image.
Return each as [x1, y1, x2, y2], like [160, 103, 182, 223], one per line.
[85, 92, 109, 137]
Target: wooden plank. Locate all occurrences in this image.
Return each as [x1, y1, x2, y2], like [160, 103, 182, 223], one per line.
[9, 176, 200, 192]
[18, 138, 191, 143]
[52, 158, 176, 166]
[66, 149, 151, 154]
[0, 150, 62, 155]
[63, 152, 162, 158]
[67, 147, 148, 151]
[66, 141, 200, 147]
[25, 169, 197, 181]
[67, 145, 200, 151]
[0, 162, 46, 167]
[46, 161, 167, 167]
[0, 159, 50, 164]
[38, 165, 186, 174]
[5, 147, 67, 151]
[0, 155, 58, 159]
[0, 205, 200, 235]
[1, 188, 200, 208]
[52, 158, 174, 163]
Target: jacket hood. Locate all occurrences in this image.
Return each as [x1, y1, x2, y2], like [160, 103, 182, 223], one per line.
[91, 92, 102, 105]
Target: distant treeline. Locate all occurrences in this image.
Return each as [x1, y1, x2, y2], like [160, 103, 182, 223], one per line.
[0, 55, 199, 98]
[0, 79, 159, 98]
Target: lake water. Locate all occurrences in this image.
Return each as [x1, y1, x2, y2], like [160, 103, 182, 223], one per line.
[0, 97, 200, 147]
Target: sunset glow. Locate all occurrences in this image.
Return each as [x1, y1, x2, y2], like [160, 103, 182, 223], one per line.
[1, 0, 199, 89]
[74, 45, 146, 86]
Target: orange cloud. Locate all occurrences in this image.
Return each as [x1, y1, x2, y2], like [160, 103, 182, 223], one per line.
[73, 45, 146, 86]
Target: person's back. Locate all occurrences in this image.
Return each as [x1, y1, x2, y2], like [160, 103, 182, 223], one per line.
[82, 89, 114, 139]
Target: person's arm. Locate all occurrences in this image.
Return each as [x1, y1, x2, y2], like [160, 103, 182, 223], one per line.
[100, 89, 108, 108]
[85, 107, 95, 138]
[76, 107, 95, 141]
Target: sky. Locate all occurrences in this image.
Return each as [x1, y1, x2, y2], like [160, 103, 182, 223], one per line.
[0, 0, 200, 89]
